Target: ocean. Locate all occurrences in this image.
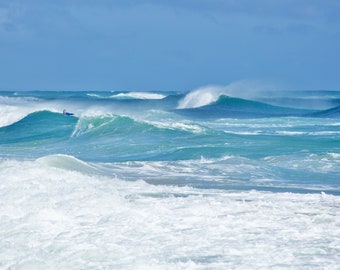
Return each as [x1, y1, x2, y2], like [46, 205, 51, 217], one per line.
[0, 87, 339, 269]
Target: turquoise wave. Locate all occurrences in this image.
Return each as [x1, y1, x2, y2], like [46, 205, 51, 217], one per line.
[0, 110, 77, 144]
[176, 95, 314, 119]
[308, 105, 340, 118]
[1, 109, 339, 163]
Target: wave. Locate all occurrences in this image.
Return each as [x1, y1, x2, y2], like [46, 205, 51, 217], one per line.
[0, 110, 205, 145]
[37, 154, 102, 175]
[176, 84, 317, 118]
[71, 114, 204, 139]
[177, 81, 279, 109]
[0, 110, 78, 144]
[0, 93, 82, 127]
[308, 105, 340, 118]
[177, 86, 340, 119]
[0, 110, 215, 162]
[71, 115, 145, 138]
[177, 95, 311, 119]
[110, 92, 167, 100]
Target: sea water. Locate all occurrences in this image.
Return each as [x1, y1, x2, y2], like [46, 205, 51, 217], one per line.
[0, 88, 339, 269]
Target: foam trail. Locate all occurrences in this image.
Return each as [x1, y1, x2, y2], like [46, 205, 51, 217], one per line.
[112, 92, 166, 99]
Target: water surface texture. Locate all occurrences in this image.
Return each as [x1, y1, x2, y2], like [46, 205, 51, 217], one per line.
[0, 89, 339, 269]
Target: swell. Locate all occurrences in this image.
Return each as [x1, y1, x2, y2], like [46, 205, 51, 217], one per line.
[308, 105, 340, 118]
[176, 95, 313, 119]
[0, 111, 211, 161]
[0, 111, 197, 144]
[0, 110, 78, 144]
[71, 114, 198, 139]
[1, 94, 338, 163]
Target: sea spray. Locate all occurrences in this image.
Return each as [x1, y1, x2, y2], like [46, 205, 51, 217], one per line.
[177, 85, 225, 108]
[177, 81, 276, 109]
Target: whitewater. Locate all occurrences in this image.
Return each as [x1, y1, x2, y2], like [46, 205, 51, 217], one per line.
[0, 88, 339, 269]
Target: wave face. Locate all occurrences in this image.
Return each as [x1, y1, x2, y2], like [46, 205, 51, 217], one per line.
[309, 105, 340, 118]
[0, 88, 340, 269]
[177, 95, 313, 119]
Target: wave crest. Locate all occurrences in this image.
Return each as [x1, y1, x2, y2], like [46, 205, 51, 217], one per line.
[111, 92, 167, 100]
[177, 86, 225, 109]
[177, 81, 278, 109]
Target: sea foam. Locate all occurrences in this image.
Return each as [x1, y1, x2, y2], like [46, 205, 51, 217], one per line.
[0, 158, 339, 269]
[111, 92, 167, 100]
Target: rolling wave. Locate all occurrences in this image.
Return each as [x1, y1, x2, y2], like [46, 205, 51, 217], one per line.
[0, 111, 211, 161]
[0, 111, 77, 144]
[176, 95, 312, 119]
[0, 110, 206, 143]
[37, 154, 102, 175]
[309, 105, 340, 118]
[71, 115, 162, 139]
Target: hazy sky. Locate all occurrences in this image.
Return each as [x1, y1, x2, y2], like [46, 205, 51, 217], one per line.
[1, 0, 339, 91]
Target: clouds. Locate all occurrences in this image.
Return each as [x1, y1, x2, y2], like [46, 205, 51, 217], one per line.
[2, 0, 338, 37]
[0, 0, 339, 91]
[1, 0, 338, 44]
[2, 0, 340, 32]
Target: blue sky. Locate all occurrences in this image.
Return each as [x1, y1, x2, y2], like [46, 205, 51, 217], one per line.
[0, 0, 339, 91]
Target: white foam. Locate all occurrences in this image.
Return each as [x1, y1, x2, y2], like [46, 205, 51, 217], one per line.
[264, 153, 340, 174]
[177, 85, 224, 109]
[0, 158, 339, 269]
[112, 92, 166, 100]
[147, 120, 206, 133]
[327, 152, 340, 160]
[277, 131, 340, 136]
[86, 93, 105, 98]
[0, 96, 42, 127]
[224, 130, 262, 135]
[276, 131, 306, 135]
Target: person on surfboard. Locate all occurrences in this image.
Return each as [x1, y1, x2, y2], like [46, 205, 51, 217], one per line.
[63, 109, 74, 116]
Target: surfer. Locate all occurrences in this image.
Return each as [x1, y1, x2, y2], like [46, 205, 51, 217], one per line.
[63, 109, 74, 116]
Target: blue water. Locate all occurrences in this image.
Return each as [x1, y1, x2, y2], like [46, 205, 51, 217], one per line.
[1, 89, 339, 193]
[0, 88, 339, 269]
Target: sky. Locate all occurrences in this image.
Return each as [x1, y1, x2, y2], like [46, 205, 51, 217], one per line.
[0, 0, 340, 91]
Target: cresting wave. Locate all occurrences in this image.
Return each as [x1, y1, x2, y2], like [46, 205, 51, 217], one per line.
[2, 100, 338, 133]
[177, 86, 225, 108]
[177, 84, 340, 113]
[176, 82, 270, 109]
